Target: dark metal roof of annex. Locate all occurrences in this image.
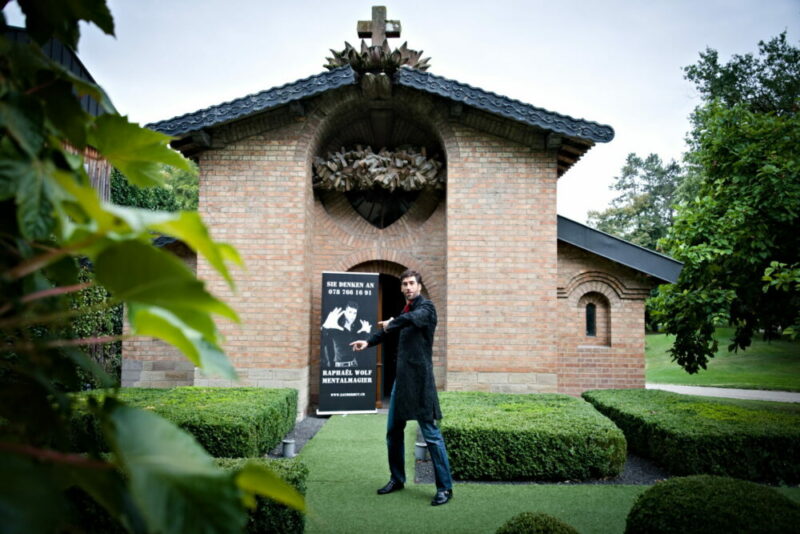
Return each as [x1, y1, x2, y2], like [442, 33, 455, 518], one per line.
[557, 216, 682, 283]
[147, 65, 614, 145]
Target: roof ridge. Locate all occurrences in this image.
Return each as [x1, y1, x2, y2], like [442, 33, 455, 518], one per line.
[396, 67, 614, 136]
[147, 66, 356, 135]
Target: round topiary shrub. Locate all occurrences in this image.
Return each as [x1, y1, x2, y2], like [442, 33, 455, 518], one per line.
[625, 475, 800, 534]
[496, 512, 580, 534]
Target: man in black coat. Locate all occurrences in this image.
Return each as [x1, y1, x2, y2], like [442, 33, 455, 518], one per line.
[351, 269, 454, 506]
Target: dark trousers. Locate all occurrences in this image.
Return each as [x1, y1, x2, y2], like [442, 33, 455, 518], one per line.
[386, 386, 453, 491]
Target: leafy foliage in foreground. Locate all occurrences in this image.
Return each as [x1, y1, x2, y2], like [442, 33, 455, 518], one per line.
[583, 389, 800, 483]
[0, 2, 302, 532]
[72, 388, 298, 457]
[68, 457, 308, 534]
[217, 458, 307, 534]
[439, 392, 626, 481]
[496, 512, 580, 534]
[625, 475, 800, 534]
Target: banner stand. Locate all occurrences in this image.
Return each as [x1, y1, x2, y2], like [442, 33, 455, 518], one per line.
[317, 271, 379, 415]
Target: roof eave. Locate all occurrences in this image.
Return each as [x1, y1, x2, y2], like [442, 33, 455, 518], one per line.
[557, 215, 683, 284]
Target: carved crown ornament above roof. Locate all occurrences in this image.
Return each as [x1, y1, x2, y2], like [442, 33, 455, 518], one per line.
[325, 40, 431, 75]
[324, 6, 431, 75]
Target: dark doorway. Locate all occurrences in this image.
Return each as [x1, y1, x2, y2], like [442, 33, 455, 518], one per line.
[378, 274, 403, 405]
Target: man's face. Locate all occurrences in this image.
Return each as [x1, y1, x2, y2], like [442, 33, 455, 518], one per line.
[401, 276, 421, 301]
[343, 306, 357, 325]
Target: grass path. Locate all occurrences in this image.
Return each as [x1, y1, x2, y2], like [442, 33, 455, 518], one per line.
[300, 414, 644, 534]
[646, 327, 800, 392]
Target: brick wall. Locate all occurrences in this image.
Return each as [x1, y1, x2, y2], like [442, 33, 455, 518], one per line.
[556, 242, 653, 395]
[121, 247, 197, 387]
[121, 84, 657, 410]
[188, 118, 313, 416]
[445, 123, 561, 393]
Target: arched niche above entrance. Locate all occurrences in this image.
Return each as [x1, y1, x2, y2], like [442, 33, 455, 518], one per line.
[312, 97, 446, 230]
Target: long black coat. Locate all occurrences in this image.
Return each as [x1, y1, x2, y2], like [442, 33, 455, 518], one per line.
[367, 295, 442, 421]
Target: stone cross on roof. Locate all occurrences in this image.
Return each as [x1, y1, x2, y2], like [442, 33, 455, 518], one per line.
[357, 6, 401, 46]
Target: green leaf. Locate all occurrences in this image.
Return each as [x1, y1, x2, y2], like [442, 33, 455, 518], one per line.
[0, 454, 66, 534]
[236, 461, 306, 512]
[0, 159, 26, 200]
[64, 464, 147, 534]
[94, 241, 238, 322]
[217, 243, 243, 266]
[40, 79, 89, 149]
[52, 170, 169, 239]
[107, 403, 248, 534]
[16, 159, 55, 240]
[151, 211, 243, 286]
[62, 346, 116, 389]
[127, 304, 236, 379]
[89, 115, 189, 187]
[17, 0, 114, 49]
[0, 95, 44, 157]
[51, 60, 116, 115]
[41, 250, 79, 286]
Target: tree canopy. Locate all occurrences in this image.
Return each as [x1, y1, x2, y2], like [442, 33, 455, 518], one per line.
[652, 32, 800, 373]
[683, 31, 800, 116]
[587, 153, 684, 251]
[0, 1, 302, 531]
[112, 162, 199, 211]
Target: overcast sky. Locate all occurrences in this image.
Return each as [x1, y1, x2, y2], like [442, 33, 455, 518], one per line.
[5, 0, 798, 222]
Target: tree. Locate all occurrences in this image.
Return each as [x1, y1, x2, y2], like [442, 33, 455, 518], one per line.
[684, 31, 800, 116]
[164, 160, 199, 211]
[588, 152, 684, 251]
[0, 2, 302, 532]
[652, 33, 800, 373]
[112, 163, 199, 211]
[111, 168, 180, 211]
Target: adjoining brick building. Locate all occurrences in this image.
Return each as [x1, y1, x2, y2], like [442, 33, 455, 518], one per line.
[122, 8, 681, 414]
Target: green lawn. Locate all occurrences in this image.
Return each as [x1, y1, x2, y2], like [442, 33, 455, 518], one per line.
[646, 327, 800, 392]
[299, 414, 800, 533]
[300, 414, 641, 533]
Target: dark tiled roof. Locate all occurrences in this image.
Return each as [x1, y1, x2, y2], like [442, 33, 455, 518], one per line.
[149, 65, 614, 145]
[147, 66, 358, 136]
[395, 68, 614, 143]
[557, 216, 682, 283]
[4, 26, 115, 116]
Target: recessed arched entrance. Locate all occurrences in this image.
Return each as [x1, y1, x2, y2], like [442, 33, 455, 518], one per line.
[349, 260, 415, 408]
[377, 274, 402, 405]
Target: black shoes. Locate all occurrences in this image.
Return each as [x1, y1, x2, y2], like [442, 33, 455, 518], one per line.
[431, 489, 453, 506]
[377, 479, 404, 495]
[377, 480, 452, 506]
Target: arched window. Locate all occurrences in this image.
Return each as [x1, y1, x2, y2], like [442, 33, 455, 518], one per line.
[577, 292, 611, 346]
[586, 303, 597, 337]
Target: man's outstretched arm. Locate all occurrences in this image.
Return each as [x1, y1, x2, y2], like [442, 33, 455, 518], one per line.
[350, 340, 369, 351]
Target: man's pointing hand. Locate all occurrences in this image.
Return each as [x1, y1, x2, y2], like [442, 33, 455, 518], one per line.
[350, 340, 368, 352]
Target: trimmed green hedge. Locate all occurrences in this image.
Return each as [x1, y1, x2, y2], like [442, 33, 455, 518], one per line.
[625, 475, 800, 534]
[582, 389, 800, 483]
[439, 392, 626, 481]
[72, 387, 297, 457]
[67, 458, 307, 534]
[217, 458, 307, 534]
[496, 512, 579, 534]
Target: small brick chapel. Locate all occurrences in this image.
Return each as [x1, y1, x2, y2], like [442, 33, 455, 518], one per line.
[122, 7, 681, 414]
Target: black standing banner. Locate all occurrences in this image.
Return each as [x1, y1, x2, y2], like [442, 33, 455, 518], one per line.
[318, 271, 379, 414]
